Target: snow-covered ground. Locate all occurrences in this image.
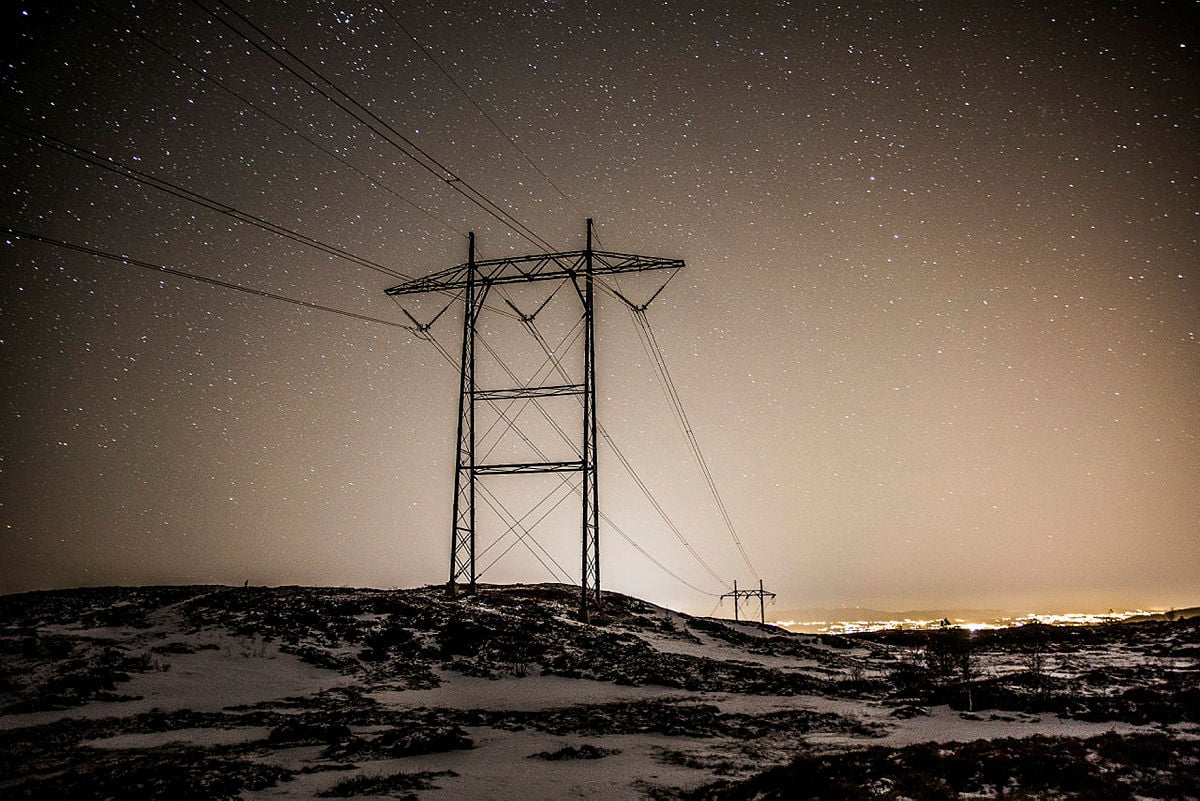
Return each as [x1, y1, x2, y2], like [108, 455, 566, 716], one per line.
[1, 584, 1196, 799]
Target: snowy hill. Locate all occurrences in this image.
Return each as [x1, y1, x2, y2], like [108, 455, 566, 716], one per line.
[1, 583, 1196, 799]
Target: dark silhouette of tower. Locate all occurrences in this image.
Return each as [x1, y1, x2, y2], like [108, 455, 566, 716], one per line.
[386, 220, 683, 621]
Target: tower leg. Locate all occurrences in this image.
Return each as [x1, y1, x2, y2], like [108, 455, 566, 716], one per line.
[580, 218, 600, 621]
[450, 233, 483, 594]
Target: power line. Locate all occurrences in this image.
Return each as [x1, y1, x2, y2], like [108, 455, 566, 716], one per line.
[9, 195, 719, 596]
[604, 512, 721, 597]
[401, 309, 558, 462]
[477, 318, 586, 463]
[4, 118, 519, 324]
[164, 0, 547, 318]
[7, 229, 572, 587]
[87, 0, 464, 241]
[215, 0, 738, 591]
[629, 306, 760, 579]
[71, 3, 741, 599]
[515, 305, 730, 591]
[14, 4, 746, 603]
[401, 300, 724, 597]
[380, 6, 589, 222]
[4, 228, 415, 331]
[191, 0, 556, 252]
[100, 0, 550, 312]
[598, 425, 727, 587]
[0, 118, 409, 282]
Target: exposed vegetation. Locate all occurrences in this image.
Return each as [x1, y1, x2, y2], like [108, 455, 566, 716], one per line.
[1, 584, 1195, 799]
[683, 732, 1200, 801]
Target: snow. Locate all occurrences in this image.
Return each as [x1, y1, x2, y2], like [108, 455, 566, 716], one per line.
[637, 628, 828, 673]
[242, 728, 718, 801]
[0, 638, 350, 731]
[3, 584, 1194, 800]
[85, 726, 272, 749]
[372, 670, 686, 712]
[117, 642, 350, 711]
[813, 704, 1145, 748]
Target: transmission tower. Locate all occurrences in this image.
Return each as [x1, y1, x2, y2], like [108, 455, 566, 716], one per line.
[721, 579, 776, 624]
[386, 220, 684, 621]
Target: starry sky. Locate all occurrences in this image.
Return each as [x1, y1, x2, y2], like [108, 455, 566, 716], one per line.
[2, 0, 1196, 616]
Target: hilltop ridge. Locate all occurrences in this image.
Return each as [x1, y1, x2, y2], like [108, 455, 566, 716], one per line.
[1, 583, 1196, 799]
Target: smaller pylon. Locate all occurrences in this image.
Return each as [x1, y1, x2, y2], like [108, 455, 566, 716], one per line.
[721, 579, 777, 624]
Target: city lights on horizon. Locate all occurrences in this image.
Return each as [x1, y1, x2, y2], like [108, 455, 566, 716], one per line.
[775, 609, 1166, 635]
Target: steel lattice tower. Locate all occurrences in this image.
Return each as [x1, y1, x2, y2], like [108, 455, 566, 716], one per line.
[386, 220, 684, 621]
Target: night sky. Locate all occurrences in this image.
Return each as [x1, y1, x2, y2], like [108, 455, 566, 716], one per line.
[2, 1, 1196, 616]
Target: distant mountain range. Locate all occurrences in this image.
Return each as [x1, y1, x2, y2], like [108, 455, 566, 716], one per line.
[771, 606, 1200, 624]
[1125, 606, 1200, 622]
[771, 607, 1018, 623]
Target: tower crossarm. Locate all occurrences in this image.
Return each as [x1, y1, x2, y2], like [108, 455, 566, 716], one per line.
[385, 249, 683, 295]
[474, 384, 586, 401]
[475, 460, 586, 475]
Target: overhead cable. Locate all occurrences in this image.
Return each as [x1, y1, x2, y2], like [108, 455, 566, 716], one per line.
[4, 228, 416, 331]
[191, 0, 556, 252]
[0, 118, 408, 281]
[630, 307, 760, 579]
[89, 0, 463, 239]
[519, 311, 731, 590]
[380, 6, 589, 223]
[403, 300, 723, 596]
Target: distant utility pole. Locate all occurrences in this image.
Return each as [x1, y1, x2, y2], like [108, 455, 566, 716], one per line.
[721, 579, 776, 624]
[385, 220, 683, 623]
